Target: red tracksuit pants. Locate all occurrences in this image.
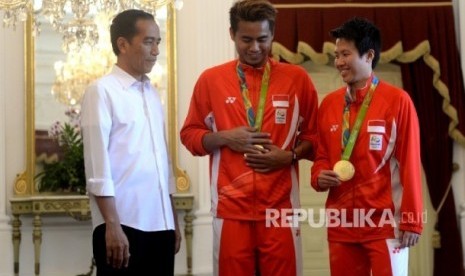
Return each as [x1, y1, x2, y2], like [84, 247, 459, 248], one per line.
[329, 239, 409, 276]
[213, 218, 302, 276]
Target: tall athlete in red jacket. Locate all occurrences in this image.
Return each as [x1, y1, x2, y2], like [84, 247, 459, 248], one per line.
[181, 1, 318, 275]
[311, 17, 423, 276]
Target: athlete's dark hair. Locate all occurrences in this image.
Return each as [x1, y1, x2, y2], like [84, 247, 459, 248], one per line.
[330, 17, 381, 69]
[229, 0, 277, 34]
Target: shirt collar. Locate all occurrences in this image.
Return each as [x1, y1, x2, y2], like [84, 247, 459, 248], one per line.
[111, 65, 151, 91]
[345, 74, 375, 104]
[237, 57, 275, 73]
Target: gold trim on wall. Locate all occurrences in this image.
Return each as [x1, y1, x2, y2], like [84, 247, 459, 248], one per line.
[14, 11, 34, 195]
[166, 3, 190, 192]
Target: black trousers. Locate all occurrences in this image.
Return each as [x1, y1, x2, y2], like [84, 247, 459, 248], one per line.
[93, 224, 175, 276]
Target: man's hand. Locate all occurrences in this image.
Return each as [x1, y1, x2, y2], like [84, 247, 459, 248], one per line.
[398, 230, 420, 248]
[244, 144, 290, 173]
[222, 126, 272, 153]
[202, 126, 272, 153]
[317, 170, 341, 190]
[105, 222, 130, 269]
[174, 228, 182, 254]
[170, 195, 182, 255]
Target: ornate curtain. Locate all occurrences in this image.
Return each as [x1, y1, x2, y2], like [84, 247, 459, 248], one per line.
[269, 1, 465, 275]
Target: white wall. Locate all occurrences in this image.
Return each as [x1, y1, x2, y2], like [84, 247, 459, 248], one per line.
[1, 18, 24, 276]
[176, 0, 235, 274]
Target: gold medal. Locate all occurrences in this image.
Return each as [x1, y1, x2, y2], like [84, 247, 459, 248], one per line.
[254, 144, 264, 150]
[244, 145, 264, 157]
[333, 160, 355, 181]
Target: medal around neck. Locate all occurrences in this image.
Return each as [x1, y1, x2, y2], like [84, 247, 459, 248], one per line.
[333, 160, 355, 181]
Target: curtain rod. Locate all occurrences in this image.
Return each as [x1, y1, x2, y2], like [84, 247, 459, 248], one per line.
[274, 2, 451, 8]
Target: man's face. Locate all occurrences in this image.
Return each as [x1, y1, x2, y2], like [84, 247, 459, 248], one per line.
[120, 19, 161, 79]
[230, 20, 274, 68]
[334, 38, 373, 88]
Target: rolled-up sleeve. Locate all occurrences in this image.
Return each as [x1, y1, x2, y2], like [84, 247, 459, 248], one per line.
[81, 82, 115, 196]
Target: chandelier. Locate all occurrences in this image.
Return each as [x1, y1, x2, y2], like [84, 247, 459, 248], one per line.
[51, 47, 165, 107]
[1, 0, 181, 108]
[49, 3, 168, 106]
[0, 0, 184, 52]
[52, 48, 113, 106]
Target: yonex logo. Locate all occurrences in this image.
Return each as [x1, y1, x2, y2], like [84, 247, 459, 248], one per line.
[225, 97, 236, 104]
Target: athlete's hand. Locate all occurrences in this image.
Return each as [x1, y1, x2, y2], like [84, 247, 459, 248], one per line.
[223, 126, 272, 153]
[317, 170, 341, 190]
[398, 230, 420, 248]
[244, 144, 290, 172]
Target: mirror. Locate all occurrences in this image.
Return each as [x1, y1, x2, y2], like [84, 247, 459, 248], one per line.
[14, 3, 189, 195]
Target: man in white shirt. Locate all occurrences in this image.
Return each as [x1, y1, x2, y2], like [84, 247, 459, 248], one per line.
[81, 9, 181, 275]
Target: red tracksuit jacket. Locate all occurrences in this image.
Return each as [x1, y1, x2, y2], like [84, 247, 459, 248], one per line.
[181, 58, 318, 220]
[311, 76, 423, 242]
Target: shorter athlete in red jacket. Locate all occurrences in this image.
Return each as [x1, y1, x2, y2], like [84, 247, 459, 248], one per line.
[311, 17, 423, 276]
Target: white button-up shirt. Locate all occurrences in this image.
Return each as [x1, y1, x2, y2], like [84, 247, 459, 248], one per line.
[81, 65, 175, 232]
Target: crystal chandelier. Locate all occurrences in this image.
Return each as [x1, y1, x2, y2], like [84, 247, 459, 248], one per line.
[1, 0, 181, 107]
[50, 4, 167, 106]
[51, 11, 113, 106]
[50, 6, 167, 107]
[52, 48, 114, 106]
[0, 0, 183, 52]
[51, 46, 165, 107]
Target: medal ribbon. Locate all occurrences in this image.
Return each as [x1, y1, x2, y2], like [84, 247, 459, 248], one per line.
[341, 76, 379, 161]
[236, 61, 271, 131]
[342, 95, 351, 149]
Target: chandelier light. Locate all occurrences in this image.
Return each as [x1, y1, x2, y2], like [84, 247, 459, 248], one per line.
[0, 0, 183, 52]
[50, 5, 166, 107]
[52, 48, 114, 106]
[1, 0, 181, 108]
[51, 47, 165, 107]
